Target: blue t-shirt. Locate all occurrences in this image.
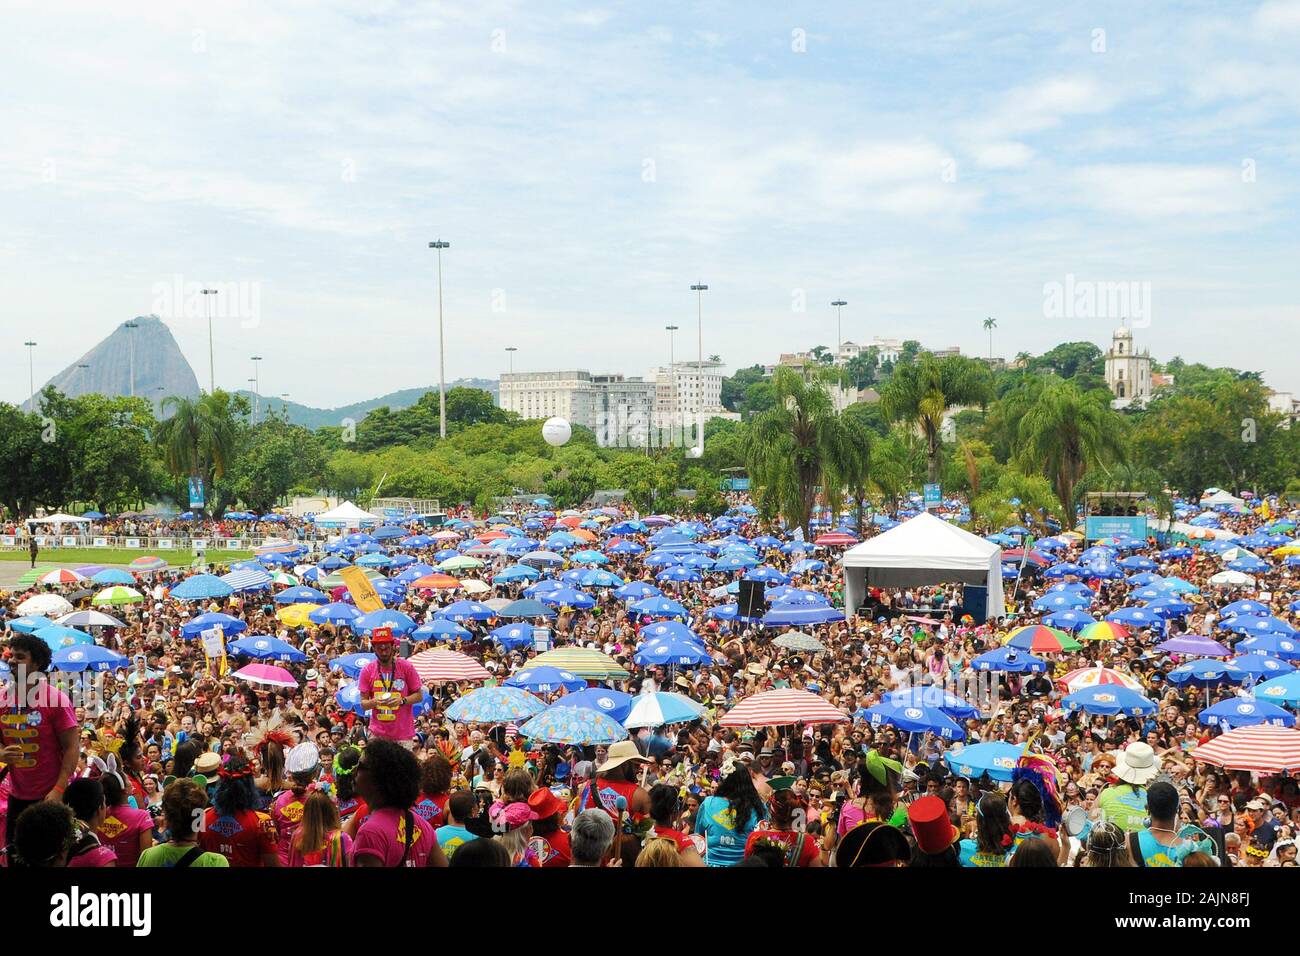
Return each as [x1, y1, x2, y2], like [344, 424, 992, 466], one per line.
[695, 795, 765, 867]
[958, 838, 1010, 867]
[435, 824, 478, 861]
[1135, 829, 1192, 867]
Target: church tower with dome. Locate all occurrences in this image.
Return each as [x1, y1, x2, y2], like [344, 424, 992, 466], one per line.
[1103, 321, 1152, 408]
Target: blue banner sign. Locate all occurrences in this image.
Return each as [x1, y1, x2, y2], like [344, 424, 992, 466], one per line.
[1084, 515, 1148, 541]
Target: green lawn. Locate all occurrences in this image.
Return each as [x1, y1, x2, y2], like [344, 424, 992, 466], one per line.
[0, 548, 256, 566]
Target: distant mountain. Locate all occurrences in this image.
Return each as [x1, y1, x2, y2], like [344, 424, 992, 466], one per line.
[42, 315, 200, 403]
[237, 379, 499, 429]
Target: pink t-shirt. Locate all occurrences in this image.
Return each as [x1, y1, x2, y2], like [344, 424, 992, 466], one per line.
[351, 806, 436, 867]
[69, 841, 118, 867]
[97, 804, 154, 867]
[0, 681, 77, 800]
[358, 658, 422, 742]
[270, 788, 312, 865]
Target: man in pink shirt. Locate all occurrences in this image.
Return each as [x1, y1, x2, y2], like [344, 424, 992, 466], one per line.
[2, 634, 80, 851]
[357, 628, 423, 748]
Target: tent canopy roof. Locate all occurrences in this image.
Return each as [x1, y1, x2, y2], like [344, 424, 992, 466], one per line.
[842, 511, 999, 582]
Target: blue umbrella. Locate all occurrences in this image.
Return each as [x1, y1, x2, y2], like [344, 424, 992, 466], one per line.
[355, 553, 393, 568]
[497, 598, 556, 619]
[91, 569, 136, 585]
[221, 567, 273, 592]
[1127, 572, 1164, 587]
[558, 687, 634, 723]
[614, 581, 661, 601]
[328, 653, 376, 679]
[505, 666, 586, 693]
[1144, 597, 1193, 619]
[634, 635, 710, 667]
[605, 539, 644, 556]
[1033, 592, 1091, 611]
[744, 566, 789, 585]
[1062, 685, 1156, 717]
[446, 686, 547, 723]
[1166, 659, 1248, 687]
[1221, 615, 1298, 638]
[435, 600, 497, 622]
[354, 609, 417, 635]
[1234, 633, 1300, 660]
[413, 619, 473, 642]
[1105, 607, 1165, 629]
[1231, 653, 1296, 680]
[274, 585, 328, 605]
[181, 612, 248, 638]
[576, 569, 625, 589]
[790, 559, 826, 574]
[1044, 562, 1085, 578]
[170, 574, 235, 601]
[1198, 698, 1296, 729]
[229, 635, 307, 663]
[309, 602, 362, 626]
[495, 564, 542, 582]
[571, 549, 608, 565]
[761, 604, 845, 627]
[1221, 600, 1271, 618]
[32, 625, 94, 652]
[656, 566, 703, 584]
[630, 596, 689, 619]
[538, 588, 596, 610]
[884, 686, 981, 719]
[943, 742, 1022, 782]
[489, 623, 535, 650]
[623, 691, 706, 728]
[7, 615, 54, 634]
[971, 646, 1048, 673]
[862, 700, 965, 740]
[1254, 672, 1300, 706]
[372, 525, 407, 540]
[1119, 555, 1157, 571]
[51, 644, 127, 672]
[1043, 610, 1097, 632]
[519, 706, 628, 745]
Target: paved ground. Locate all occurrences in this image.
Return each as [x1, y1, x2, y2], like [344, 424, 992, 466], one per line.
[0, 560, 136, 591]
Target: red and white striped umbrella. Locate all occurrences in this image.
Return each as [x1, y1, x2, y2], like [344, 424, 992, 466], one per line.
[409, 649, 491, 683]
[719, 689, 849, 727]
[1058, 665, 1145, 694]
[813, 532, 858, 547]
[39, 568, 88, 585]
[1191, 724, 1300, 774]
[232, 663, 298, 689]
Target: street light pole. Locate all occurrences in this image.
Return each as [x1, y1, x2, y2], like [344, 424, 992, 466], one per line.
[689, 283, 708, 455]
[250, 355, 262, 425]
[505, 346, 517, 373]
[124, 320, 139, 396]
[665, 324, 679, 447]
[201, 289, 218, 392]
[429, 240, 450, 439]
[832, 299, 847, 354]
[23, 340, 36, 412]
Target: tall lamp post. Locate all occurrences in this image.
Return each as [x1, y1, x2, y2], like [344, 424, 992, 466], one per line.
[832, 299, 847, 353]
[665, 324, 679, 447]
[23, 340, 37, 412]
[201, 288, 218, 392]
[505, 346, 517, 373]
[124, 320, 139, 396]
[428, 239, 450, 439]
[689, 283, 708, 456]
[250, 355, 263, 425]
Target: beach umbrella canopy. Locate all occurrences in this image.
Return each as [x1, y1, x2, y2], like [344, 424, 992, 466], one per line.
[1144, 598, 1194, 619]
[51, 644, 128, 672]
[1198, 698, 1295, 730]
[489, 623, 535, 650]
[614, 582, 662, 601]
[971, 646, 1047, 673]
[623, 691, 705, 729]
[1191, 724, 1300, 774]
[7, 615, 54, 634]
[629, 596, 690, 619]
[883, 686, 981, 720]
[719, 688, 849, 727]
[328, 653, 377, 679]
[1058, 665, 1145, 693]
[1062, 685, 1157, 717]
[16, 594, 75, 617]
[760, 604, 845, 627]
[656, 565, 703, 584]
[38, 568, 88, 586]
[1209, 570, 1255, 587]
[232, 663, 298, 689]
[32, 625, 94, 652]
[495, 565, 542, 583]
[434, 601, 497, 622]
[1156, 634, 1231, 657]
[1032, 592, 1091, 611]
[90, 586, 144, 607]
[354, 609, 417, 635]
[180, 612, 247, 638]
[862, 700, 965, 740]
[520, 551, 565, 569]
[276, 604, 320, 628]
[413, 619, 473, 642]
[169, 575, 234, 601]
[274, 585, 328, 605]
[1231, 653, 1295, 680]
[1254, 672, 1300, 706]
[528, 647, 629, 681]
[538, 588, 596, 610]
[772, 631, 828, 654]
[90, 569, 136, 585]
[220, 567, 273, 592]
[1234, 633, 1300, 660]
[519, 706, 628, 745]
[309, 602, 362, 626]
[1104, 607, 1165, 630]
[1220, 600, 1271, 618]
[128, 556, 168, 572]
[497, 598, 556, 619]
[1166, 659, 1248, 687]
[229, 636, 307, 663]
[1077, 621, 1127, 642]
[634, 635, 710, 667]
[1221, 615, 1297, 638]
[944, 742, 1022, 782]
[1005, 625, 1081, 653]
[408, 649, 490, 683]
[56, 610, 125, 629]
[446, 686, 548, 723]
[557, 686, 634, 723]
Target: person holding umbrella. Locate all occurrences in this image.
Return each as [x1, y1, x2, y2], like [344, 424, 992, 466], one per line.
[358, 628, 423, 749]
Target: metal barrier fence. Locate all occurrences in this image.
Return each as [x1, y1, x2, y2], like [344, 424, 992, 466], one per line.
[0, 534, 330, 552]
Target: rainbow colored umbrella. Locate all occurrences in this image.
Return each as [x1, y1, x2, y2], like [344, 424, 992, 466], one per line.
[129, 556, 168, 572]
[1078, 621, 1129, 642]
[1005, 625, 1080, 653]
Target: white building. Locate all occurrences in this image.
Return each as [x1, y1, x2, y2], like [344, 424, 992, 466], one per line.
[651, 360, 726, 430]
[497, 370, 657, 446]
[872, 337, 903, 365]
[836, 341, 864, 365]
[1103, 324, 1152, 408]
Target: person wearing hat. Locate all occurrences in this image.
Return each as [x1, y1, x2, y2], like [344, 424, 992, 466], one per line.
[199, 754, 280, 867]
[743, 777, 821, 867]
[577, 740, 651, 825]
[270, 741, 320, 865]
[526, 787, 571, 868]
[357, 628, 424, 748]
[1097, 742, 1161, 832]
[907, 794, 960, 867]
[833, 819, 910, 867]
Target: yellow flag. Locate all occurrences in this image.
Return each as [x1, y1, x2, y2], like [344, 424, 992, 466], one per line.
[1259, 499, 1271, 520]
[339, 566, 384, 612]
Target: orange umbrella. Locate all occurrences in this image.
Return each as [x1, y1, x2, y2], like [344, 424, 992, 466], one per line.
[570, 528, 598, 542]
[411, 573, 462, 589]
[556, 516, 583, 529]
[478, 530, 509, 541]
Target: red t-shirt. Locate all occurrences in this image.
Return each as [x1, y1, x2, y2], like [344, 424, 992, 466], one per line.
[528, 829, 571, 868]
[200, 807, 278, 867]
[647, 824, 695, 855]
[413, 793, 450, 827]
[579, 777, 643, 826]
[744, 826, 820, 867]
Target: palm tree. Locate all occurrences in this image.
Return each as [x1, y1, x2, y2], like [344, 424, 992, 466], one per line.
[867, 425, 927, 516]
[156, 392, 239, 494]
[833, 420, 874, 535]
[1013, 380, 1126, 525]
[743, 367, 849, 535]
[879, 354, 994, 484]
[983, 316, 997, 359]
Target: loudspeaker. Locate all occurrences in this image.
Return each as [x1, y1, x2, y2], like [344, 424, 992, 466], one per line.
[737, 580, 767, 618]
[960, 585, 989, 623]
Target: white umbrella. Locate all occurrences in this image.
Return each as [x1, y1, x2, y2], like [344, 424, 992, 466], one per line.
[16, 594, 74, 617]
[56, 610, 126, 628]
[1209, 570, 1255, 587]
[459, 579, 491, 595]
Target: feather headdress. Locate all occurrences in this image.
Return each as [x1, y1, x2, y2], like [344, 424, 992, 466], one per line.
[1012, 732, 1063, 829]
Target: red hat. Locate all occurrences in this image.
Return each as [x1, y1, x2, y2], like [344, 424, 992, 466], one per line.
[527, 787, 567, 819]
[370, 626, 396, 645]
[907, 795, 960, 855]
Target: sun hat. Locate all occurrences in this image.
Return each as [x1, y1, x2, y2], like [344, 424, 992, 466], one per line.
[489, 800, 538, 831]
[286, 741, 320, 775]
[1113, 742, 1161, 786]
[527, 787, 566, 819]
[193, 752, 222, 777]
[595, 740, 651, 775]
[908, 794, 960, 855]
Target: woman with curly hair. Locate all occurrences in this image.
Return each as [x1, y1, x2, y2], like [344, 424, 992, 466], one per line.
[413, 752, 454, 828]
[198, 755, 279, 867]
[351, 739, 448, 867]
[137, 779, 228, 867]
[116, 713, 152, 811]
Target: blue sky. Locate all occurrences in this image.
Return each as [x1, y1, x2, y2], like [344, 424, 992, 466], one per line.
[2, 1, 1298, 409]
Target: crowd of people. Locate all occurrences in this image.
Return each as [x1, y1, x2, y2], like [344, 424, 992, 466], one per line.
[2, 493, 1298, 869]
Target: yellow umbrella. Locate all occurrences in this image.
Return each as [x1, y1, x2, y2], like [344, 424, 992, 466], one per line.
[1271, 545, 1300, 556]
[276, 603, 319, 627]
[528, 647, 629, 681]
[1059, 530, 1084, 541]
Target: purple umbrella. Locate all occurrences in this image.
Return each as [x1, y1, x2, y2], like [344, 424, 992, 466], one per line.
[1156, 634, 1231, 657]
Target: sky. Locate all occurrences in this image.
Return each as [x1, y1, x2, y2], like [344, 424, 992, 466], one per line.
[2, 1, 1299, 411]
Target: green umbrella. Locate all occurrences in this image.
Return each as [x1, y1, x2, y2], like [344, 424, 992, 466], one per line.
[92, 586, 144, 606]
[438, 555, 484, 572]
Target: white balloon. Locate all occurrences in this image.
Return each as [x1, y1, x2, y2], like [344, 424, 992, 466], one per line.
[542, 417, 572, 447]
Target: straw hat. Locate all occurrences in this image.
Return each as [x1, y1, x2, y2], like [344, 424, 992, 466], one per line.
[1113, 742, 1161, 786]
[595, 740, 650, 774]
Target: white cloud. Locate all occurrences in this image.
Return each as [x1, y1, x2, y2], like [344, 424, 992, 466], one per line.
[1073, 164, 1258, 218]
[971, 141, 1034, 169]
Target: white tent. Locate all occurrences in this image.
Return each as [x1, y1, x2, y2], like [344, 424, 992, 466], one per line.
[1201, 489, 1245, 508]
[25, 513, 91, 532]
[310, 501, 380, 529]
[841, 512, 1005, 620]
